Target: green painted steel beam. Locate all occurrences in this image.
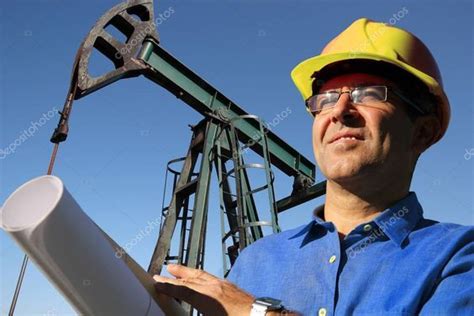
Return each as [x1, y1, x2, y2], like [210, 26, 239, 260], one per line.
[276, 180, 327, 213]
[137, 39, 315, 182]
[185, 121, 219, 268]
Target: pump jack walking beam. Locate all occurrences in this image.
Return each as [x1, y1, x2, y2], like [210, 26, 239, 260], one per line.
[72, 0, 315, 181]
[55, 0, 326, 277]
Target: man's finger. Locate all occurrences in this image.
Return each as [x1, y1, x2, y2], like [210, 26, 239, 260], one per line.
[153, 274, 196, 287]
[153, 275, 200, 302]
[153, 274, 227, 314]
[166, 264, 215, 281]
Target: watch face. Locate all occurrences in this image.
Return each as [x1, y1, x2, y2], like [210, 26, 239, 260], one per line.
[255, 297, 283, 309]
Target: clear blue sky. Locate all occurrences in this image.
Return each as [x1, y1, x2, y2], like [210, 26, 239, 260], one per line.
[1, 0, 473, 314]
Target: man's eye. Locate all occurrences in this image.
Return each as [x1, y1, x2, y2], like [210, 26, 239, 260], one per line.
[355, 88, 385, 103]
[317, 94, 337, 109]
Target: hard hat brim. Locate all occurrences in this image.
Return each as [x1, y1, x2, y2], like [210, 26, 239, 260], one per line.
[291, 52, 450, 140]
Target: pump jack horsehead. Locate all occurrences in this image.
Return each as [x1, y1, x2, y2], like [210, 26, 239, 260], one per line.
[1, 0, 326, 314]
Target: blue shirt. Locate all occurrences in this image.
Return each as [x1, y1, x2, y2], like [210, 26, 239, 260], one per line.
[227, 192, 474, 315]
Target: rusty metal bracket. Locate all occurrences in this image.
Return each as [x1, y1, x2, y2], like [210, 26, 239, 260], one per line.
[74, 0, 159, 99]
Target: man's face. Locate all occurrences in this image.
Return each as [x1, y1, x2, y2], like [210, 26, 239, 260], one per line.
[312, 73, 417, 183]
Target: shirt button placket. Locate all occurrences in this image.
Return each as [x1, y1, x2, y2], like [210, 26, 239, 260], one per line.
[321, 227, 340, 316]
[320, 255, 337, 315]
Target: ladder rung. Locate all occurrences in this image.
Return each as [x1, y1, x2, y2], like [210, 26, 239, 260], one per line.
[175, 179, 198, 197]
[177, 216, 193, 220]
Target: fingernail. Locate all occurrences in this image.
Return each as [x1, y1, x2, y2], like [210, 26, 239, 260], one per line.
[153, 275, 162, 282]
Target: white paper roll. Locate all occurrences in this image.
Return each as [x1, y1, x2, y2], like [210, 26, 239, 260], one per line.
[1, 175, 165, 316]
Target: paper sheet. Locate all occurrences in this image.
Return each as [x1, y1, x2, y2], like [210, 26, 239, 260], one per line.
[1, 175, 169, 315]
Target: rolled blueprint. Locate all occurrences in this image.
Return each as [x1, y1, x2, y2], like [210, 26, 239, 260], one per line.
[1, 175, 183, 315]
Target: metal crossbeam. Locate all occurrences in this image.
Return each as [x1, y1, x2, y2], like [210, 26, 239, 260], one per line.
[136, 39, 315, 182]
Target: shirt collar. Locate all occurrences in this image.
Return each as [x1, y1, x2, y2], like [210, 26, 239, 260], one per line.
[291, 192, 424, 248]
[372, 192, 424, 247]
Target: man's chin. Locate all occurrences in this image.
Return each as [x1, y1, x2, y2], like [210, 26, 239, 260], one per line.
[321, 163, 369, 184]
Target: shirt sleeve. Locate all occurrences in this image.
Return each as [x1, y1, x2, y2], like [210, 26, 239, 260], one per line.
[226, 245, 251, 287]
[419, 228, 474, 315]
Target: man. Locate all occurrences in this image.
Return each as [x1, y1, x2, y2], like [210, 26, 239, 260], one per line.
[154, 18, 473, 315]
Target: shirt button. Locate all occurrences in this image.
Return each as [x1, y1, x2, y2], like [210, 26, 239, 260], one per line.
[318, 308, 327, 316]
[363, 224, 372, 232]
[329, 255, 337, 263]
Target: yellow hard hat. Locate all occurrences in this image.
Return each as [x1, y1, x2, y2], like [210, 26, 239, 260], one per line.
[291, 18, 450, 141]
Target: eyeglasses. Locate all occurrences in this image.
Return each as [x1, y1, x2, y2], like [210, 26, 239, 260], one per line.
[306, 85, 427, 116]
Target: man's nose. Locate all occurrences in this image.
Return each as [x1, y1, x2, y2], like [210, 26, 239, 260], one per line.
[330, 92, 360, 123]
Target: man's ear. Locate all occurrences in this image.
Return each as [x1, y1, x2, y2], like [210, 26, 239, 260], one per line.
[412, 115, 441, 154]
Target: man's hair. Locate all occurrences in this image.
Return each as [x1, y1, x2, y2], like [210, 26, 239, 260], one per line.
[310, 59, 438, 121]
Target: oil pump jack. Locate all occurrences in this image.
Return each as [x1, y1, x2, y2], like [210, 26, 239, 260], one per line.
[7, 0, 326, 314]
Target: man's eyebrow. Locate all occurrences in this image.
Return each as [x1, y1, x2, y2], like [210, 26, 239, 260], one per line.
[319, 82, 382, 92]
[353, 81, 381, 87]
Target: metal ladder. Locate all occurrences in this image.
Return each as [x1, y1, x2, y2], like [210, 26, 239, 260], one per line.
[216, 114, 281, 276]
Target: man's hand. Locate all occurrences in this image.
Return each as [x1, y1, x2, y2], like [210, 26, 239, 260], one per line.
[153, 264, 254, 316]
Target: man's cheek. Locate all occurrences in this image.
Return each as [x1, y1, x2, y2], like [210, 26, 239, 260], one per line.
[312, 121, 325, 144]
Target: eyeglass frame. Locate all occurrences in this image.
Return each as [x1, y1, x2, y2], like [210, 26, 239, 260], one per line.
[305, 85, 429, 117]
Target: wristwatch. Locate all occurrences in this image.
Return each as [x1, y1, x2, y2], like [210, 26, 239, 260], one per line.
[250, 297, 284, 316]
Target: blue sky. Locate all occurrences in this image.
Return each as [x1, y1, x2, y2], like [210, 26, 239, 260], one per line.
[1, 0, 473, 314]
